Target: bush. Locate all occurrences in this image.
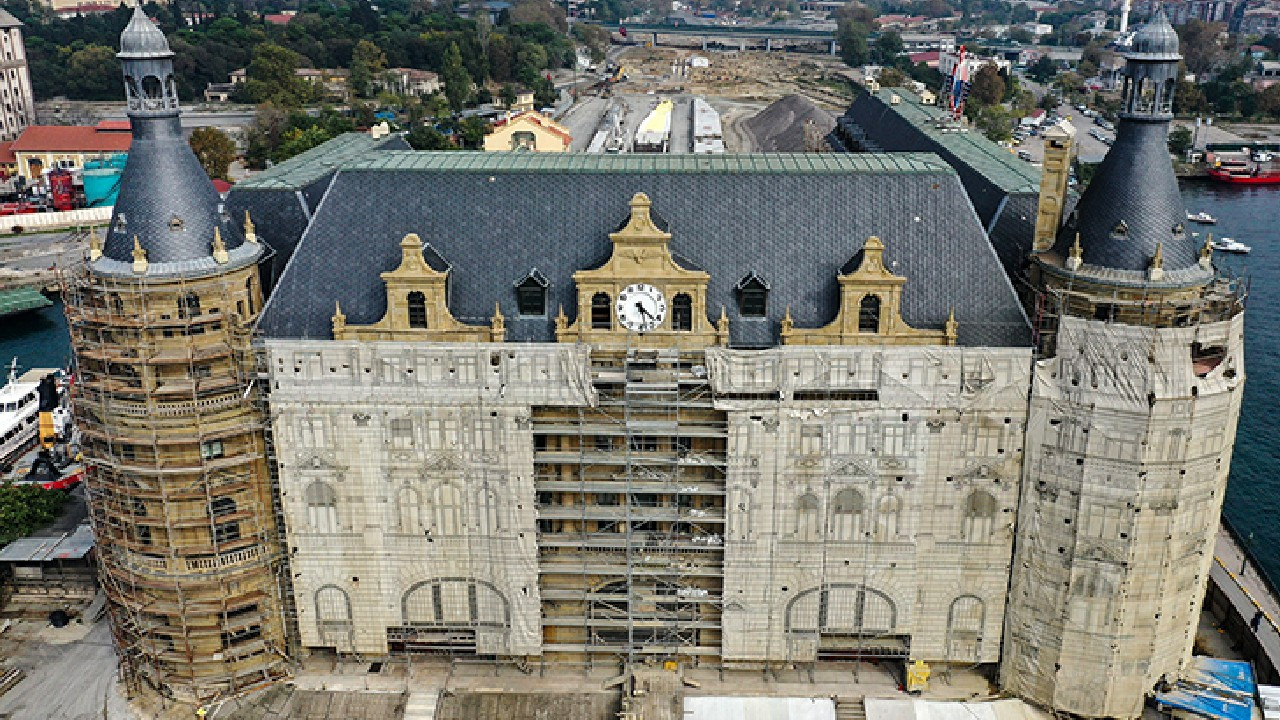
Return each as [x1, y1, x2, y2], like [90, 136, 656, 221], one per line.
[10, 225, 23, 234]
[0, 483, 69, 546]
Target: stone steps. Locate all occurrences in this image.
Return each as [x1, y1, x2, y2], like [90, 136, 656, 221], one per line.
[835, 696, 866, 720]
[403, 690, 440, 720]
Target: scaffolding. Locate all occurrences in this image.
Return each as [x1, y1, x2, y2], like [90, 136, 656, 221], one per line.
[60, 259, 290, 704]
[532, 341, 728, 666]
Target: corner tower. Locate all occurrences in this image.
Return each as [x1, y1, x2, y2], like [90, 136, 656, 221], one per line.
[62, 7, 289, 702]
[1002, 9, 1247, 717]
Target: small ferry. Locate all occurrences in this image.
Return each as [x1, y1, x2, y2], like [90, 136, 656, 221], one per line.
[0, 360, 70, 471]
[1211, 237, 1251, 254]
[1187, 211, 1218, 224]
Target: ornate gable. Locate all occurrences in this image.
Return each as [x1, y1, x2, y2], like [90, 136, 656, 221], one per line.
[782, 235, 956, 347]
[334, 233, 504, 342]
[557, 193, 727, 347]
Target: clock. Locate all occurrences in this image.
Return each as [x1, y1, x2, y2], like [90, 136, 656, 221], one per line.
[615, 283, 667, 332]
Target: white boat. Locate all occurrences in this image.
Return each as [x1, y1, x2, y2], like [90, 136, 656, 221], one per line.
[0, 360, 41, 468]
[1187, 211, 1217, 224]
[1211, 237, 1251, 254]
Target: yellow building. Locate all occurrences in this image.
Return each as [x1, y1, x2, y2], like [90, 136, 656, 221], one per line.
[482, 111, 571, 153]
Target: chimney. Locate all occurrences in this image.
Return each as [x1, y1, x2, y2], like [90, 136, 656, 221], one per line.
[1033, 120, 1077, 253]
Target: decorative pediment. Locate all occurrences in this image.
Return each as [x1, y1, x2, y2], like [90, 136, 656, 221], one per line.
[334, 233, 505, 342]
[782, 235, 957, 347]
[558, 192, 726, 348]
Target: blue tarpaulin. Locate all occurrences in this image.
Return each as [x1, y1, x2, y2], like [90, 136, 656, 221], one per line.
[1155, 657, 1256, 720]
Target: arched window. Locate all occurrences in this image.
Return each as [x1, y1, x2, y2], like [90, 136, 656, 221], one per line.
[407, 291, 427, 328]
[124, 76, 140, 100]
[947, 595, 985, 662]
[876, 494, 900, 540]
[672, 293, 693, 331]
[859, 295, 880, 333]
[591, 292, 611, 329]
[829, 489, 864, 541]
[795, 493, 820, 541]
[397, 487, 421, 532]
[165, 75, 178, 108]
[1161, 78, 1175, 112]
[141, 75, 162, 99]
[210, 496, 239, 544]
[962, 490, 997, 541]
[432, 484, 463, 535]
[245, 278, 255, 315]
[305, 481, 338, 533]
[315, 585, 353, 647]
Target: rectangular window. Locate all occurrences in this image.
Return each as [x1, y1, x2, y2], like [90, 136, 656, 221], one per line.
[883, 425, 907, 456]
[299, 418, 327, 447]
[800, 425, 823, 456]
[191, 364, 212, 379]
[201, 440, 225, 460]
[390, 418, 414, 448]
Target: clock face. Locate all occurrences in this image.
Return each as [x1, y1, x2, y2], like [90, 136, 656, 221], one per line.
[615, 283, 667, 332]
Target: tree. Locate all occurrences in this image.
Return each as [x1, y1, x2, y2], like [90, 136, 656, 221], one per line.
[1258, 83, 1280, 119]
[1174, 79, 1209, 115]
[973, 104, 1014, 142]
[189, 127, 237, 181]
[245, 43, 312, 107]
[500, 83, 518, 108]
[873, 31, 903, 65]
[878, 67, 908, 87]
[407, 124, 456, 149]
[349, 39, 388, 98]
[441, 42, 472, 111]
[1177, 20, 1226, 76]
[572, 23, 609, 63]
[1028, 55, 1057, 83]
[1167, 126, 1193, 156]
[508, 0, 567, 33]
[0, 484, 68, 546]
[275, 126, 332, 162]
[65, 44, 121, 101]
[837, 20, 870, 67]
[969, 63, 1006, 107]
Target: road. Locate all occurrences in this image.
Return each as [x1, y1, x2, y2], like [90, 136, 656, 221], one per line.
[0, 619, 137, 720]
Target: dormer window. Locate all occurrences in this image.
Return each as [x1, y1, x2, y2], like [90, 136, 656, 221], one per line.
[736, 272, 769, 317]
[169, 215, 183, 231]
[1173, 222, 1184, 235]
[514, 269, 549, 316]
[116, 212, 127, 231]
[1113, 220, 1129, 237]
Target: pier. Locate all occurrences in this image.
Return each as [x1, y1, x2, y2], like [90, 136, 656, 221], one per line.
[1207, 521, 1280, 682]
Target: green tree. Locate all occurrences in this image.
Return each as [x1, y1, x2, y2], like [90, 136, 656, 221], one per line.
[1258, 83, 1280, 119]
[245, 43, 312, 106]
[0, 484, 68, 546]
[968, 63, 1006, 107]
[407, 124, 456, 149]
[572, 23, 609, 63]
[441, 42, 472, 111]
[500, 83, 518, 108]
[872, 31, 903, 65]
[1174, 79, 1209, 115]
[350, 39, 388, 98]
[65, 44, 121, 101]
[1167, 126, 1193, 156]
[1177, 20, 1226, 76]
[973, 104, 1014, 142]
[1028, 55, 1057, 83]
[274, 126, 332, 162]
[837, 20, 870, 67]
[188, 127, 237, 181]
[877, 67, 908, 87]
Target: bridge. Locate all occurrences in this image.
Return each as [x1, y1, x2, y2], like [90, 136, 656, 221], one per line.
[609, 22, 839, 53]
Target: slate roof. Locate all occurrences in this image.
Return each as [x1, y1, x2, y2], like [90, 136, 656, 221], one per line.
[226, 132, 411, 291]
[841, 87, 1049, 281]
[118, 6, 171, 59]
[255, 151, 1033, 348]
[1052, 118, 1197, 273]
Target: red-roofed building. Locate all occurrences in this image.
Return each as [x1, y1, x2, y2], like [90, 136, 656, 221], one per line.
[11, 124, 132, 180]
[263, 12, 295, 25]
[909, 50, 942, 68]
[0, 141, 16, 178]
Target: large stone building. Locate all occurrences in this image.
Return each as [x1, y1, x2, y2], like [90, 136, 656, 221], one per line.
[73, 8, 1246, 717]
[0, 9, 35, 142]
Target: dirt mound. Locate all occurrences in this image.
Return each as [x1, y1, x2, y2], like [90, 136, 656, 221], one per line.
[743, 94, 837, 152]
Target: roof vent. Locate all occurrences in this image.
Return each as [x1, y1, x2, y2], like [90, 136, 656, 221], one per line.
[370, 121, 391, 139]
[890, 94, 901, 105]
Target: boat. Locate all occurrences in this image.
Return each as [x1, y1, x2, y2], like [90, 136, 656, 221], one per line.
[1187, 211, 1217, 224]
[0, 360, 70, 471]
[1211, 237, 1251, 254]
[1206, 147, 1280, 184]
